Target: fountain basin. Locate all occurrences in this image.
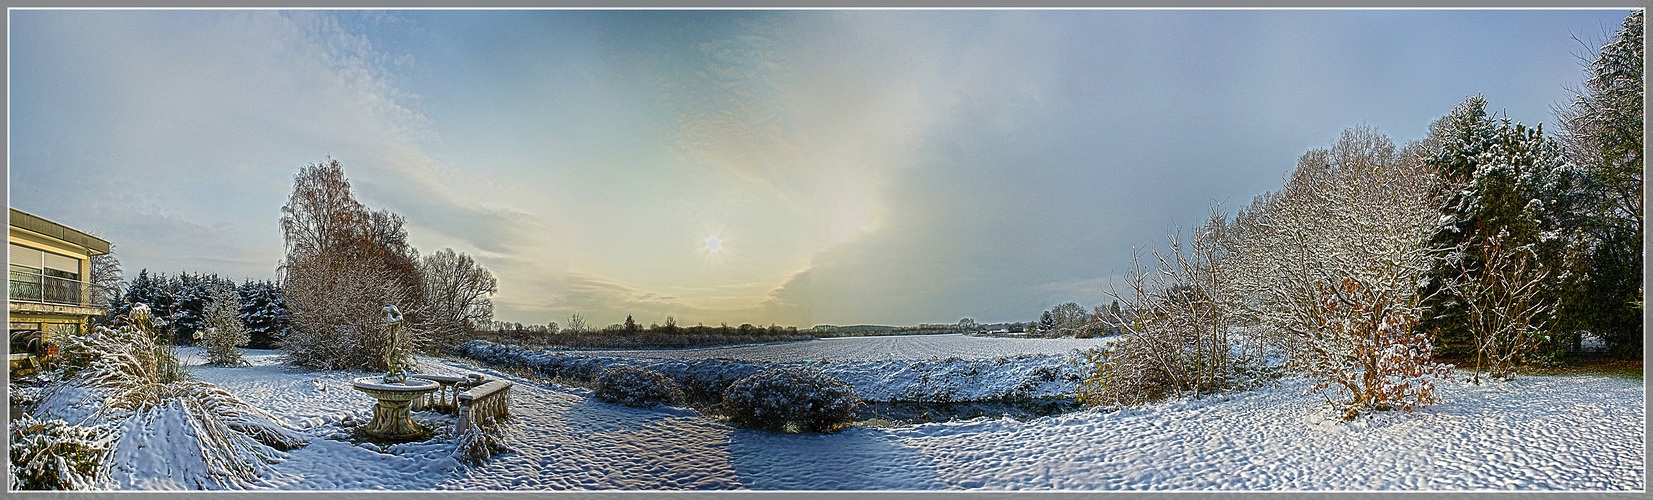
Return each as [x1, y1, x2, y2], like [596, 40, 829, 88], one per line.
[352, 377, 439, 440]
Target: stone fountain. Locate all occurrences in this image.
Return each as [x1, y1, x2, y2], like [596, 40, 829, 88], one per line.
[352, 305, 438, 440]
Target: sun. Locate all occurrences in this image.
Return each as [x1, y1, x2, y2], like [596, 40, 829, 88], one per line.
[705, 235, 723, 253]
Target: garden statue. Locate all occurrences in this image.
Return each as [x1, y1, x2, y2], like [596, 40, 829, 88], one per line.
[382, 305, 408, 384]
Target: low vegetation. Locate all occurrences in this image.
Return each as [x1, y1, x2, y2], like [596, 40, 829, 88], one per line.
[593, 365, 685, 408]
[722, 367, 862, 433]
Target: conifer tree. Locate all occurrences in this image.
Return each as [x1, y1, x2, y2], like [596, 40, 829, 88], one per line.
[1554, 10, 1644, 358]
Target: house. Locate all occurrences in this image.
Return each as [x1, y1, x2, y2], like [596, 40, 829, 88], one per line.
[9, 208, 111, 371]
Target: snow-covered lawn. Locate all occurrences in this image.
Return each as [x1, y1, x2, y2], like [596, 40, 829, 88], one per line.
[27, 347, 1644, 491]
[457, 338, 1092, 402]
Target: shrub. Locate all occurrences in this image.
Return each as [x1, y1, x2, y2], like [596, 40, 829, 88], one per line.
[1079, 208, 1253, 408]
[594, 365, 685, 408]
[722, 367, 861, 433]
[452, 415, 509, 465]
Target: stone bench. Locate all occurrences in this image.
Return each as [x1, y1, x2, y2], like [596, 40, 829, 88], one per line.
[455, 379, 512, 436]
[411, 373, 485, 413]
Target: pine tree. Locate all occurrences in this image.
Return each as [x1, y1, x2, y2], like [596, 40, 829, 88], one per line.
[201, 285, 250, 366]
[122, 270, 176, 335]
[237, 280, 291, 350]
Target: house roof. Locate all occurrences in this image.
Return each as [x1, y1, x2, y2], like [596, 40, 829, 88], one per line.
[8, 208, 112, 256]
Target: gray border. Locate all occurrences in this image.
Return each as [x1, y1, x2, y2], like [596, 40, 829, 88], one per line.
[0, 0, 1646, 7]
[1, 1, 1646, 499]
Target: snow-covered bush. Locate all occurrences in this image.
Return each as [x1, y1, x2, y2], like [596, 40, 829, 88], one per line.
[722, 367, 861, 433]
[453, 415, 509, 466]
[9, 415, 116, 490]
[59, 304, 188, 387]
[1300, 278, 1453, 418]
[40, 304, 309, 489]
[199, 286, 251, 366]
[594, 365, 685, 408]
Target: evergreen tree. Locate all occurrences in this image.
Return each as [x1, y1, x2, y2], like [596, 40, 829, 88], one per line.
[122, 269, 176, 335]
[1038, 310, 1057, 336]
[1419, 96, 1577, 359]
[201, 285, 250, 366]
[1555, 10, 1644, 358]
[238, 280, 291, 350]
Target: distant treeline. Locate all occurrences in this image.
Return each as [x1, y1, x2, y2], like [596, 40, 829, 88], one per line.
[477, 317, 987, 350]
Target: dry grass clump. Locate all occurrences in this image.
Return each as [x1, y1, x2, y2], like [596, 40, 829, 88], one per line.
[18, 304, 309, 489]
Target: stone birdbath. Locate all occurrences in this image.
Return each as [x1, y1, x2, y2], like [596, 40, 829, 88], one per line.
[352, 305, 437, 440]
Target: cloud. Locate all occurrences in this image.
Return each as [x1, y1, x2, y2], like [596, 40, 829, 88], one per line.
[12, 10, 1626, 328]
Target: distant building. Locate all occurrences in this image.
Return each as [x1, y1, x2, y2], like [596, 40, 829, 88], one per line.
[9, 208, 111, 363]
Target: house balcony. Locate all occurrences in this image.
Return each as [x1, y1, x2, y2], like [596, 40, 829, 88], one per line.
[7, 272, 108, 317]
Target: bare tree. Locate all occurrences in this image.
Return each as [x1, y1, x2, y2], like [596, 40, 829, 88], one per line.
[420, 248, 497, 348]
[1080, 205, 1245, 407]
[1443, 231, 1558, 383]
[1233, 126, 1453, 416]
[90, 246, 123, 319]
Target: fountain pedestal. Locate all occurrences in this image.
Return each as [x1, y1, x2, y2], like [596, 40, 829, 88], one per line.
[352, 377, 439, 440]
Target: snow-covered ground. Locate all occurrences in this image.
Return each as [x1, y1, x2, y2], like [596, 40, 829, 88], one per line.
[24, 347, 1644, 491]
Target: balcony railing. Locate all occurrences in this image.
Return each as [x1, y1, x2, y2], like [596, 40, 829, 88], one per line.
[8, 272, 110, 309]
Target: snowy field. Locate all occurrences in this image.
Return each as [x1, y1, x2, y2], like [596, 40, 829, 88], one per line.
[558, 333, 1112, 362]
[30, 347, 1642, 491]
[457, 336, 1102, 402]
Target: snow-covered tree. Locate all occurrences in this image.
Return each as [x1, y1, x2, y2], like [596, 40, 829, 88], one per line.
[1049, 302, 1087, 335]
[1233, 126, 1452, 416]
[119, 269, 173, 332]
[237, 280, 290, 349]
[279, 158, 426, 371]
[169, 273, 218, 346]
[200, 285, 250, 366]
[1418, 96, 1576, 361]
[1554, 10, 1644, 358]
[1081, 205, 1247, 407]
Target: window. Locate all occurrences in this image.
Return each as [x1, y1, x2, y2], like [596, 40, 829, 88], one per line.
[8, 243, 85, 305]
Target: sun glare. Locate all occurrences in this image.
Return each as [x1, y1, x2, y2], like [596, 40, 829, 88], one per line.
[705, 235, 723, 253]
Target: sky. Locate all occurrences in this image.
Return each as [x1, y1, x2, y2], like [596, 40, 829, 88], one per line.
[7, 9, 1637, 328]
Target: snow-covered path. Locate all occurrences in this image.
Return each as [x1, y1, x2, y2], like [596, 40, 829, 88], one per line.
[157, 349, 1645, 490]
